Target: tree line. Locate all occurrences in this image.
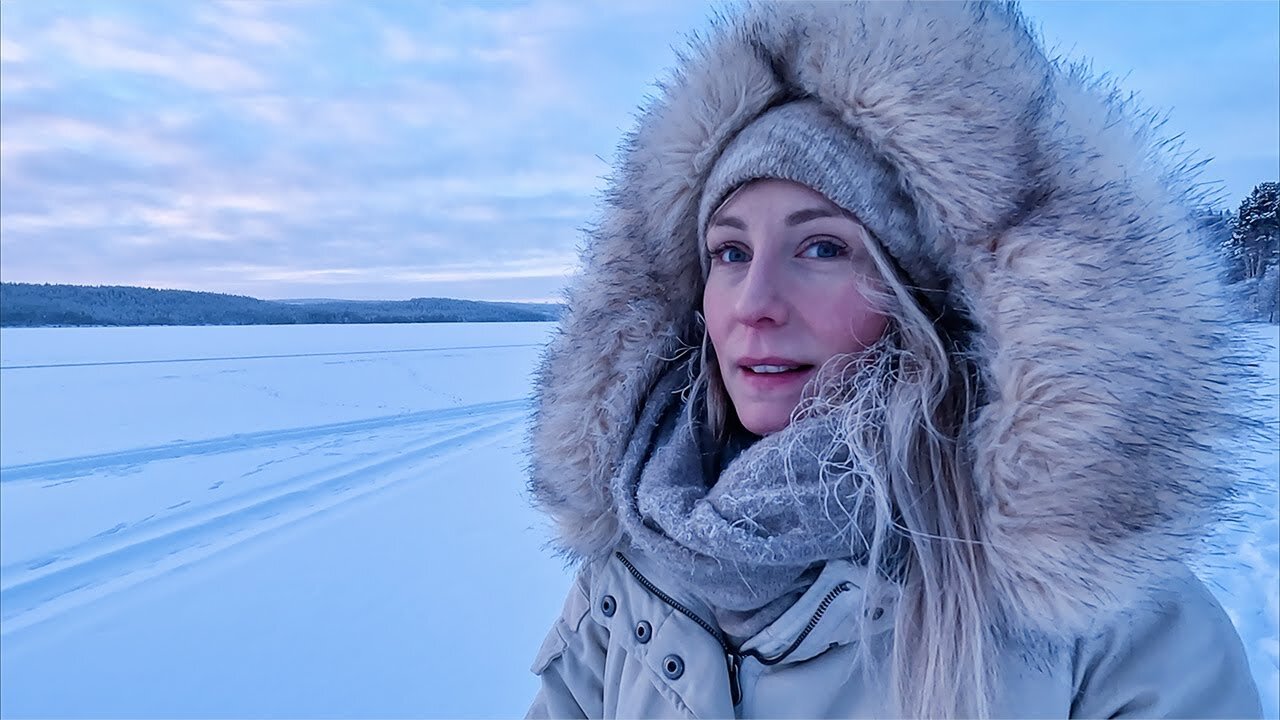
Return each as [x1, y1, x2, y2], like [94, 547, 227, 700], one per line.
[1202, 181, 1279, 324]
[0, 284, 563, 327]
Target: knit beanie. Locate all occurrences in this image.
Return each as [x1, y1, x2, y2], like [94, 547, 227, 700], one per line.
[698, 100, 943, 296]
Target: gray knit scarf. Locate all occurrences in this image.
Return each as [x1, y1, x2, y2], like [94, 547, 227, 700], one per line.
[611, 361, 875, 645]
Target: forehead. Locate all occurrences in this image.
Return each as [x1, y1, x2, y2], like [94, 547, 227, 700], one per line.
[717, 179, 841, 215]
[711, 179, 848, 227]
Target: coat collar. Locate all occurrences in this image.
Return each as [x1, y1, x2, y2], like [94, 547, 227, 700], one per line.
[740, 560, 896, 665]
[607, 549, 894, 667]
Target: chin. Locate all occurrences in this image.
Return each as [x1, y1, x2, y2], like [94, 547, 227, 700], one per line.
[738, 409, 790, 436]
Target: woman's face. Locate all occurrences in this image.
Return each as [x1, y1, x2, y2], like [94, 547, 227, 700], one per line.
[703, 179, 889, 435]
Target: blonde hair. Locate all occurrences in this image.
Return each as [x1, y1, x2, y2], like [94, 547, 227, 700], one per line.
[693, 198, 996, 718]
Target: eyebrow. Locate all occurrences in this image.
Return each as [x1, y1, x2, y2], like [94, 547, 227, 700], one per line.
[710, 215, 747, 230]
[710, 206, 842, 231]
[785, 206, 843, 226]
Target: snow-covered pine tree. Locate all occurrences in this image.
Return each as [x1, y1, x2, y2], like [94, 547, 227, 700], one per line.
[1229, 181, 1279, 281]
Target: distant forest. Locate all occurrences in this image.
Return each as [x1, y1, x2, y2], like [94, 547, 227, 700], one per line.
[1199, 181, 1279, 324]
[0, 283, 564, 327]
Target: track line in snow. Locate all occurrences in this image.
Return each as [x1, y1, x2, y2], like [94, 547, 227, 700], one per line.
[0, 413, 504, 582]
[0, 343, 541, 371]
[0, 398, 528, 483]
[0, 414, 525, 638]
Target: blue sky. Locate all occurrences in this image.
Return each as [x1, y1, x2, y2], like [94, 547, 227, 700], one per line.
[1, 1, 1277, 302]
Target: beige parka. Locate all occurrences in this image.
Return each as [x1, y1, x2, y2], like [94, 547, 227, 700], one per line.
[526, 549, 1258, 717]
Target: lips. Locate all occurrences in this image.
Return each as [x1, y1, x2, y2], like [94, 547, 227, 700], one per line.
[738, 357, 814, 375]
[734, 358, 816, 393]
[747, 364, 807, 373]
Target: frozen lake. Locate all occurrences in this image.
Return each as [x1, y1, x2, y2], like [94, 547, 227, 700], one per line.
[0, 323, 572, 718]
[1, 322, 1276, 718]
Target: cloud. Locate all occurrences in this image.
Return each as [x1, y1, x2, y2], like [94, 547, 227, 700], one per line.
[0, 35, 49, 94]
[392, 158, 608, 202]
[1, 207, 118, 234]
[121, 190, 303, 242]
[196, 3, 301, 48]
[0, 114, 201, 182]
[0, 35, 27, 63]
[45, 16, 268, 92]
[204, 255, 577, 285]
[232, 92, 462, 144]
[0, 75, 52, 95]
[381, 26, 459, 64]
[372, 2, 588, 115]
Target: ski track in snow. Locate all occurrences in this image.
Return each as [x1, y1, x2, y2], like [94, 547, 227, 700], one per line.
[0, 342, 542, 371]
[0, 399, 529, 639]
[0, 398, 528, 483]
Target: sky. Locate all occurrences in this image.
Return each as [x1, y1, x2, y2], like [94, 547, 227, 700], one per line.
[1, 1, 1277, 303]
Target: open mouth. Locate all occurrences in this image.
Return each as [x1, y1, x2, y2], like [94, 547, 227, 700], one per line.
[741, 363, 814, 375]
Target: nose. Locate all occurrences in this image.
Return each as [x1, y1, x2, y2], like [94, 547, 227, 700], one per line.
[734, 256, 789, 327]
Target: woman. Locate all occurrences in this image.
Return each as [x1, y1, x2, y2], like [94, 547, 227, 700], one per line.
[525, 2, 1262, 717]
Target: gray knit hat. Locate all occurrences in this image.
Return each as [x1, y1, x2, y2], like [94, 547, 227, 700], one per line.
[698, 100, 943, 295]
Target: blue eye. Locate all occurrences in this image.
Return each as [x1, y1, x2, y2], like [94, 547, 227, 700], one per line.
[801, 239, 846, 259]
[710, 245, 750, 263]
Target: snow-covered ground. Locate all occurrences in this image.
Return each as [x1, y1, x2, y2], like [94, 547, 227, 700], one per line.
[0, 323, 571, 718]
[0, 322, 1276, 718]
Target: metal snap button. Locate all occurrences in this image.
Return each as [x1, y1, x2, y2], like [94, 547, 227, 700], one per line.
[662, 653, 684, 679]
[635, 620, 652, 643]
[600, 595, 617, 617]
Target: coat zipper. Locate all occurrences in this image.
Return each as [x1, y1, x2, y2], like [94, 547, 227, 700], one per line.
[614, 552, 855, 705]
[749, 580, 853, 666]
[614, 552, 744, 706]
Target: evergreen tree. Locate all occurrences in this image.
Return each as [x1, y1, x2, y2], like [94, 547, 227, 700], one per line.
[1229, 181, 1279, 280]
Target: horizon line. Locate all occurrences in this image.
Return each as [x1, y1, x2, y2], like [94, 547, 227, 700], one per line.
[0, 280, 564, 306]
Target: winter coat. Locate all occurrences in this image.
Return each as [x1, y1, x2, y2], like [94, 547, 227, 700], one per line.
[525, 1, 1263, 717]
[526, 550, 1258, 718]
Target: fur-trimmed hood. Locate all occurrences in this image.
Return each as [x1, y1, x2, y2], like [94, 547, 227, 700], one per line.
[527, 1, 1254, 639]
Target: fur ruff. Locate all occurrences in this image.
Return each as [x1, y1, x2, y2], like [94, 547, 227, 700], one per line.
[527, 0, 1259, 638]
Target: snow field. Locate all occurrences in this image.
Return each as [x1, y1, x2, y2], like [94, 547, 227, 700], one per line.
[0, 322, 1275, 717]
[1, 323, 570, 717]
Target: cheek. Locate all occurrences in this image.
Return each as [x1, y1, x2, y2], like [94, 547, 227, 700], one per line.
[702, 277, 733, 350]
[808, 280, 888, 351]
[849, 309, 889, 345]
